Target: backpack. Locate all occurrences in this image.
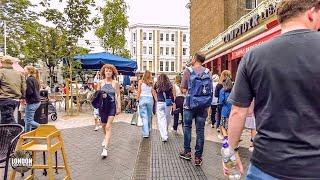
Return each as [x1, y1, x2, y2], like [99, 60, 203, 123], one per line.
[185, 67, 213, 109]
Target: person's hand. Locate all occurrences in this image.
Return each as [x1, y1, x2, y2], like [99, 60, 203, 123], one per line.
[172, 103, 176, 111]
[20, 99, 26, 105]
[222, 152, 244, 177]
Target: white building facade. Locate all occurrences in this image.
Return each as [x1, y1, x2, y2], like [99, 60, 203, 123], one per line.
[129, 24, 190, 78]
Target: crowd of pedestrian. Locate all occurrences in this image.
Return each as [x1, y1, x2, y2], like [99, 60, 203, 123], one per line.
[2, 0, 320, 179]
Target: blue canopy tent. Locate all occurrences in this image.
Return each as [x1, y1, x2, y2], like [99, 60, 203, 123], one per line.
[74, 52, 137, 76]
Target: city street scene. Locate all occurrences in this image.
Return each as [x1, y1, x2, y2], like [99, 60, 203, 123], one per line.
[1, 0, 320, 180]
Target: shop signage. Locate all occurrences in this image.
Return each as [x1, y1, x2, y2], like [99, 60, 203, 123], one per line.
[223, 4, 277, 43]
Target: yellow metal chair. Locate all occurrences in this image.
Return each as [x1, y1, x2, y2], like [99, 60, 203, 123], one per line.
[10, 125, 71, 180]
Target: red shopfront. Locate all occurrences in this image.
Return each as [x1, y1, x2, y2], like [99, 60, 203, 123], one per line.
[204, 20, 281, 79]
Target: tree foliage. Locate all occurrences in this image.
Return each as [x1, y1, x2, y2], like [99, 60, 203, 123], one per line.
[0, 0, 38, 57]
[95, 0, 130, 57]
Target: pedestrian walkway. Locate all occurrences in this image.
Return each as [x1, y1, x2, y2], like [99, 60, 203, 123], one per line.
[132, 130, 251, 180]
[2, 113, 251, 179]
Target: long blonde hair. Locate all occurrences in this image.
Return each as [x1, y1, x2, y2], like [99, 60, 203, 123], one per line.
[219, 70, 232, 84]
[142, 70, 153, 86]
[25, 66, 40, 85]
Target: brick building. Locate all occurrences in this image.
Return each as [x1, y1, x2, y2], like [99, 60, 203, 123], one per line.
[199, 0, 281, 78]
[189, 0, 264, 55]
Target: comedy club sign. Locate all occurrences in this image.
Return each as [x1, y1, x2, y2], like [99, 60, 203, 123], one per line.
[223, 3, 277, 43]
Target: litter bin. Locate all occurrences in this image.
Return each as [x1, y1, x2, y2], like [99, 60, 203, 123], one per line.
[35, 99, 49, 124]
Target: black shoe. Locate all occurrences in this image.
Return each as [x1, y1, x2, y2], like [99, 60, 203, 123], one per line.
[194, 156, 203, 166]
[179, 151, 192, 160]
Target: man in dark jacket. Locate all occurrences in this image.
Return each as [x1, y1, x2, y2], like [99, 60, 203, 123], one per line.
[0, 56, 26, 124]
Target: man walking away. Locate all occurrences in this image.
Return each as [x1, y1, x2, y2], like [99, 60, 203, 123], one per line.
[179, 53, 213, 166]
[0, 56, 26, 124]
[224, 1, 320, 179]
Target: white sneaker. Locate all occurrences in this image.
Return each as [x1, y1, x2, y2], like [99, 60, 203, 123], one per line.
[101, 148, 108, 157]
[94, 126, 99, 131]
[162, 138, 168, 142]
[101, 140, 106, 147]
[218, 134, 224, 140]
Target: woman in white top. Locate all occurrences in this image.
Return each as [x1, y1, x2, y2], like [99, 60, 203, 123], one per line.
[172, 75, 185, 132]
[210, 74, 219, 128]
[137, 70, 156, 138]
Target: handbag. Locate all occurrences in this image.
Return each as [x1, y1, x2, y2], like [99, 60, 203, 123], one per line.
[163, 92, 173, 106]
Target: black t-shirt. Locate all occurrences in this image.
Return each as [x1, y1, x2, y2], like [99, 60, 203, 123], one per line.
[229, 29, 320, 179]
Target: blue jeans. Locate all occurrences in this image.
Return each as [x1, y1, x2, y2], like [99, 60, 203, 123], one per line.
[25, 103, 40, 132]
[183, 108, 208, 157]
[139, 96, 154, 137]
[247, 164, 278, 180]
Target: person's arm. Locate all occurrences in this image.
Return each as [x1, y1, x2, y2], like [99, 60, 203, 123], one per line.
[25, 78, 34, 97]
[152, 84, 158, 102]
[181, 69, 190, 95]
[223, 52, 254, 176]
[228, 106, 248, 149]
[97, 80, 102, 90]
[136, 80, 142, 100]
[21, 74, 26, 100]
[172, 85, 176, 110]
[115, 81, 121, 114]
[219, 90, 224, 105]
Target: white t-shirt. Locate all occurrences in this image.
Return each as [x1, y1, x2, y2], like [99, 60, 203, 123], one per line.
[211, 81, 219, 105]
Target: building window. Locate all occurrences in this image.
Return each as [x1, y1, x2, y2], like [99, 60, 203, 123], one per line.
[133, 33, 136, 42]
[143, 61, 147, 71]
[143, 32, 147, 40]
[246, 0, 257, 9]
[149, 33, 152, 41]
[160, 47, 164, 55]
[171, 61, 175, 71]
[133, 47, 136, 55]
[143, 46, 147, 54]
[183, 34, 186, 42]
[160, 33, 164, 41]
[166, 34, 169, 41]
[171, 34, 175, 41]
[149, 47, 153, 55]
[149, 61, 153, 71]
[165, 61, 169, 71]
[171, 47, 175, 56]
[183, 48, 187, 55]
[160, 61, 164, 72]
[166, 47, 169, 55]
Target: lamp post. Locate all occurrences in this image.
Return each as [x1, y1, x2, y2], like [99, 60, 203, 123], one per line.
[4, 21, 6, 56]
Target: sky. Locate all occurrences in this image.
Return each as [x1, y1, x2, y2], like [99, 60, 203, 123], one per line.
[125, 0, 190, 26]
[31, 0, 190, 51]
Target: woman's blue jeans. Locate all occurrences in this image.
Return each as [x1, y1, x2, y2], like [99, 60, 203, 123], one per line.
[139, 96, 154, 137]
[25, 102, 41, 132]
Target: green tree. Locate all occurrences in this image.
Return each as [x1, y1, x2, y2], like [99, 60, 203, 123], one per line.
[95, 0, 130, 56]
[40, 0, 98, 81]
[0, 0, 38, 57]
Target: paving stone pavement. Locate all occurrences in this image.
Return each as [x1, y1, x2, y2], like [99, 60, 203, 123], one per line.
[2, 113, 252, 180]
[143, 130, 251, 180]
[6, 122, 141, 180]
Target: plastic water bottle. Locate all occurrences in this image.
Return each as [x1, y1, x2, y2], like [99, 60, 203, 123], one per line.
[221, 139, 241, 180]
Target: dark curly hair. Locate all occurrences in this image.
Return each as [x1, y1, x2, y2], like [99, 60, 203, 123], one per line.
[155, 74, 172, 92]
[100, 64, 118, 80]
